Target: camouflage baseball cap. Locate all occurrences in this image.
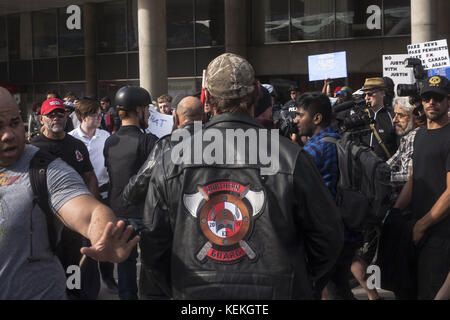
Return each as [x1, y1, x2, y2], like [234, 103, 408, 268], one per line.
[205, 53, 256, 99]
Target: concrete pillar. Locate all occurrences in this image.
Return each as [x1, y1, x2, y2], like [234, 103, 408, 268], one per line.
[410, 0, 438, 44]
[138, 0, 167, 99]
[84, 3, 97, 97]
[225, 0, 248, 57]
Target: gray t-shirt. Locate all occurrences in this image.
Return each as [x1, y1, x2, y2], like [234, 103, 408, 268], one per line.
[0, 145, 91, 299]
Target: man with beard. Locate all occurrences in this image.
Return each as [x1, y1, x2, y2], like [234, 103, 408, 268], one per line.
[31, 97, 102, 299]
[393, 75, 450, 299]
[387, 97, 422, 188]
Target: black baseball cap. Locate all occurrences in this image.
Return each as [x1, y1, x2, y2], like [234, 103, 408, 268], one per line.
[420, 75, 450, 97]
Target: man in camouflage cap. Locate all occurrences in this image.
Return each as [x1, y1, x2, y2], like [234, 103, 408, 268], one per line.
[139, 53, 343, 299]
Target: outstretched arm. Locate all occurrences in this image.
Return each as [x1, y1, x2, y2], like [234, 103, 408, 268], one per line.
[57, 194, 139, 263]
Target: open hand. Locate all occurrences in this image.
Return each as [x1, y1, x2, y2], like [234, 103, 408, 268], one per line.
[80, 220, 140, 263]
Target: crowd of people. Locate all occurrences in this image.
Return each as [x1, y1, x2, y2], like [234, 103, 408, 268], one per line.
[0, 52, 449, 300]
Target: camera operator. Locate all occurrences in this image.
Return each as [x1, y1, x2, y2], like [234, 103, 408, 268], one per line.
[392, 75, 450, 299]
[360, 77, 398, 161]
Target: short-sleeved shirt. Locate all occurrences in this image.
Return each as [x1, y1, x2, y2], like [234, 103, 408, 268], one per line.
[412, 123, 450, 239]
[31, 134, 93, 176]
[0, 145, 91, 299]
[69, 127, 110, 191]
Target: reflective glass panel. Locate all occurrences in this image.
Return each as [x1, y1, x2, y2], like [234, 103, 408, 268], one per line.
[97, 0, 127, 53]
[167, 49, 195, 77]
[7, 14, 20, 60]
[195, 0, 225, 46]
[167, 0, 194, 48]
[252, 0, 289, 44]
[384, 0, 410, 36]
[291, 0, 335, 40]
[58, 7, 84, 56]
[32, 10, 57, 58]
[0, 17, 6, 61]
[336, 0, 382, 38]
[128, 0, 138, 51]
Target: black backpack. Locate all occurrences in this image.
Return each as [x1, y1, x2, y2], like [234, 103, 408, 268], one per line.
[29, 149, 101, 299]
[29, 150, 62, 253]
[322, 132, 392, 230]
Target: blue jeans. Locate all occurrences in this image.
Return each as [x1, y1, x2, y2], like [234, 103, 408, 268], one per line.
[117, 218, 142, 300]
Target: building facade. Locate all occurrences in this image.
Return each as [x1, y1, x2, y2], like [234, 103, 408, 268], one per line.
[0, 0, 448, 115]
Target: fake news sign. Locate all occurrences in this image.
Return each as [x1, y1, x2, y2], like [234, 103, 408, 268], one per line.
[407, 39, 449, 70]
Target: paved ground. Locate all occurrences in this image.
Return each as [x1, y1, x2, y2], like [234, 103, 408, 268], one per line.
[98, 250, 396, 300]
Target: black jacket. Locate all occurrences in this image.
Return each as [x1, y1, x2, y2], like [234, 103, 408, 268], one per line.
[123, 122, 196, 207]
[103, 125, 158, 219]
[140, 112, 344, 299]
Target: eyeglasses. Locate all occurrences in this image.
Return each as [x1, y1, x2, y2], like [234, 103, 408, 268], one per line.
[43, 112, 65, 119]
[421, 93, 446, 103]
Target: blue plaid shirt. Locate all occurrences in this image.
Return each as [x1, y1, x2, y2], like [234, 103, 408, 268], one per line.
[303, 126, 340, 199]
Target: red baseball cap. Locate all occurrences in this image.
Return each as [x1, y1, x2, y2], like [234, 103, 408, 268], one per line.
[41, 98, 65, 115]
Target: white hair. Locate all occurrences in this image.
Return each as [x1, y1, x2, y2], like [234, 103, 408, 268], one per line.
[393, 96, 415, 113]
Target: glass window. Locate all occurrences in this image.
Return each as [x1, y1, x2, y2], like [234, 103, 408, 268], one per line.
[167, 49, 195, 77]
[168, 78, 200, 97]
[291, 0, 335, 40]
[167, 0, 194, 48]
[0, 17, 6, 61]
[59, 57, 85, 81]
[196, 47, 225, 76]
[195, 0, 225, 47]
[9, 60, 32, 83]
[7, 14, 20, 60]
[98, 54, 127, 80]
[58, 7, 84, 56]
[33, 59, 58, 82]
[128, 0, 138, 51]
[128, 53, 139, 79]
[34, 84, 61, 104]
[336, 0, 382, 38]
[252, 0, 289, 44]
[0, 62, 7, 81]
[32, 10, 57, 58]
[384, 0, 410, 36]
[97, 0, 127, 53]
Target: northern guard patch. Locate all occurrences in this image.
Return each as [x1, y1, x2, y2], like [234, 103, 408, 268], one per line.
[183, 181, 265, 263]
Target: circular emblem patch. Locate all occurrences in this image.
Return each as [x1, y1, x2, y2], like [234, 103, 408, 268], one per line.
[183, 181, 266, 263]
[429, 76, 441, 86]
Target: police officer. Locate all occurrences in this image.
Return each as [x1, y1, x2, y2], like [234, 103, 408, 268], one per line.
[103, 86, 158, 300]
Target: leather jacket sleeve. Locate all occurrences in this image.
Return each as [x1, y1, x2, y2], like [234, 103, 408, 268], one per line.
[293, 150, 344, 281]
[140, 158, 173, 298]
[122, 137, 170, 206]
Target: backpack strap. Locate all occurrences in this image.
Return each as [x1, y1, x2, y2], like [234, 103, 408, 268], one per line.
[29, 150, 59, 253]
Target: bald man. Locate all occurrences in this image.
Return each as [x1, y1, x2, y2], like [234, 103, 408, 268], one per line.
[123, 96, 204, 206]
[0, 87, 139, 299]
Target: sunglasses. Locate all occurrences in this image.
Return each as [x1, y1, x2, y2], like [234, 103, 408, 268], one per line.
[421, 93, 446, 103]
[43, 112, 65, 119]
[364, 91, 380, 97]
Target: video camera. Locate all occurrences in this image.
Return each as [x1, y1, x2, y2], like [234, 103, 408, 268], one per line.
[278, 106, 297, 137]
[333, 99, 374, 134]
[397, 58, 427, 97]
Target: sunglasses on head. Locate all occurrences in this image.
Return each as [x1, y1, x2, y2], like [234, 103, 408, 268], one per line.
[421, 93, 446, 103]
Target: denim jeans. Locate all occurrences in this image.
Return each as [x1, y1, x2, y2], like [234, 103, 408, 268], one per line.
[117, 218, 142, 300]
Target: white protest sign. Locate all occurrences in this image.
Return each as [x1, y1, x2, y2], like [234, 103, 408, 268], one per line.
[382, 54, 414, 95]
[308, 51, 348, 81]
[146, 108, 174, 138]
[407, 39, 449, 70]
